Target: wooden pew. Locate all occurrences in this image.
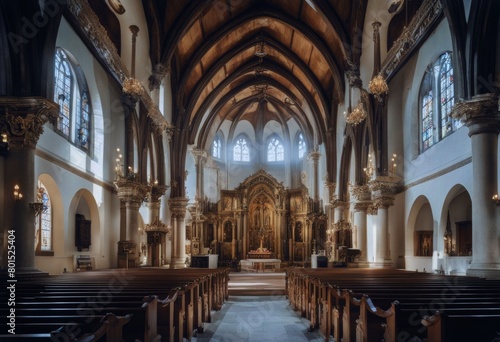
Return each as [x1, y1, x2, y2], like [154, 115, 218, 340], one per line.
[2, 268, 229, 342]
[286, 268, 500, 342]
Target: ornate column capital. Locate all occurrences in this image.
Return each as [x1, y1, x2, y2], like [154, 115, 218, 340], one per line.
[349, 184, 371, 201]
[148, 63, 168, 91]
[145, 184, 169, 203]
[368, 176, 400, 209]
[372, 196, 395, 209]
[307, 149, 321, 162]
[326, 182, 337, 204]
[190, 147, 207, 165]
[114, 179, 150, 204]
[451, 93, 500, 136]
[353, 201, 372, 212]
[0, 97, 58, 149]
[168, 197, 189, 219]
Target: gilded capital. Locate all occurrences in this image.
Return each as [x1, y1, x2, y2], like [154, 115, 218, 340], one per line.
[145, 184, 169, 203]
[114, 179, 150, 204]
[168, 197, 189, 218]
[0, 97, 58, 149]
[350, 184, 371, 201]
[354, 201, 372, 212]
[373, 196, 395, 209]
[451, 93, 500, 135]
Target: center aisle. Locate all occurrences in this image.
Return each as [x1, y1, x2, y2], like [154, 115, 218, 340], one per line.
[193, 272, 330, 342]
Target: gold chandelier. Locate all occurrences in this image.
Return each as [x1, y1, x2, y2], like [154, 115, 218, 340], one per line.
[369, 73, 389, 101]
[345, 100, 367, 126]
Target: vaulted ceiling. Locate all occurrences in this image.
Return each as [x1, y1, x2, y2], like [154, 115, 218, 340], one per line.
[141, 0, 368, 148]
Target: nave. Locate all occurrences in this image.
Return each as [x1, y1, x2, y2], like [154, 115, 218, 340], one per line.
[194, 272, 326, 342]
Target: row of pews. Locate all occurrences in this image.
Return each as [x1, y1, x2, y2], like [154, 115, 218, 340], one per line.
[0, 268, 229, 341]
[286, 268, 500, 342]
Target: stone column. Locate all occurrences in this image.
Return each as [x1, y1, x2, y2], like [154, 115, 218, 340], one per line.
[114, 177, 149, 268]
[369, 177, 399, 267]
[451, 93, 500, 277]
[169, 197, 189, 268]
[350, 184, 371, 265]
[0, 97, 58, 274]
[308, 150, 321, 201]
[191, 147, 207, 200]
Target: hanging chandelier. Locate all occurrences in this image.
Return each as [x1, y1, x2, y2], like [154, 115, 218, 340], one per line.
[345, 100, 367, 126]
[369, 73, 389, 101]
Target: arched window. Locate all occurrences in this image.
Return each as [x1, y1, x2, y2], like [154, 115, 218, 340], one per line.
[35, 181, 53, 256]
[53, 47, 93, 154]
[267, 137, 284, 162]
[54, 48, 72, 137]
[212, 135, 222, 159]
[77, 91, 91, 151]
[298, 133, 306, 159]
[233, 137, 250, 162]
[419, 52, 461, 153]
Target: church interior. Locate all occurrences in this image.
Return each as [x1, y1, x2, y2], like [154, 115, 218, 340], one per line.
[1, 0, 500, 340]
[2, 0, 500, 278]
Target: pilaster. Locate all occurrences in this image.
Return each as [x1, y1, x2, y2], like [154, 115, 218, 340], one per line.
[168, 197, 189, 268]
[0, 97, 58, 275]
[369, 176, 400, 268]
[451, 93, 500, 277]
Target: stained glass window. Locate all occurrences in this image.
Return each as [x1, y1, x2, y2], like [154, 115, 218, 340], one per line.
[36, 181, 52, 253]
[233, 138, 250, 162]
[422, 91, 434, 151]
[439, 52, 459, 137]
[298, 133, 306, 159]
[419, 51, 459, 153]
[267, 138, 284, 162]
[54, 49, 72, 137]
[212, 135, 221, 159]
[77, 92, 91, 150]
[53, 48, 92, 154]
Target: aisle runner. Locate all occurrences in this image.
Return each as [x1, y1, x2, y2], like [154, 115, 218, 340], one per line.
[193, 296, 328, 342]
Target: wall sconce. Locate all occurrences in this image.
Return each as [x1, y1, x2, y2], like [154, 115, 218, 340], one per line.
[1, 133, 7, 143]
[13, 185, 23, 201]
[493, 194, 500, 206]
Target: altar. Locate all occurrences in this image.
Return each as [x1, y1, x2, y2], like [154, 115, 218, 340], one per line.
[240, 259, 281, 272]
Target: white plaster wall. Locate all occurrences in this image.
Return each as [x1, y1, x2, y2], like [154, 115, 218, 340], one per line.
[33, 17, 124, 275]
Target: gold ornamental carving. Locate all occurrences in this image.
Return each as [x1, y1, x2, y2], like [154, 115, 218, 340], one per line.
[354, 201, 372, 212]
[368, 176, 401, 195]
[382, 0, 443, 79]
[373, 196, 395, 209]
[145, 217, 171, 239]
[0, 97, 58, 149]
[168, 197, 189, 219]
[114, 179, 149, 204]
[67, 0, 169, 132]
[145, 184, 169, 203]
[451, 93, 500, 135]
[349, 184, 371, 201]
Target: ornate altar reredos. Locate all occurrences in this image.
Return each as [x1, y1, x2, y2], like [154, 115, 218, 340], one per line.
[190, 169, 326, 263]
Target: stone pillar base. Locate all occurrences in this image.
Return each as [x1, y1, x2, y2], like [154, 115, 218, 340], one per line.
[370, 260, 393, 268]
[351, 260, 371, 268]
[170, 258, 187, 269]
[466, 264, 500, 279]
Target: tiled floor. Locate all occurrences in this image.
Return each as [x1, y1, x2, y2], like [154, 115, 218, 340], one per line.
[193, 272, 331, 342]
